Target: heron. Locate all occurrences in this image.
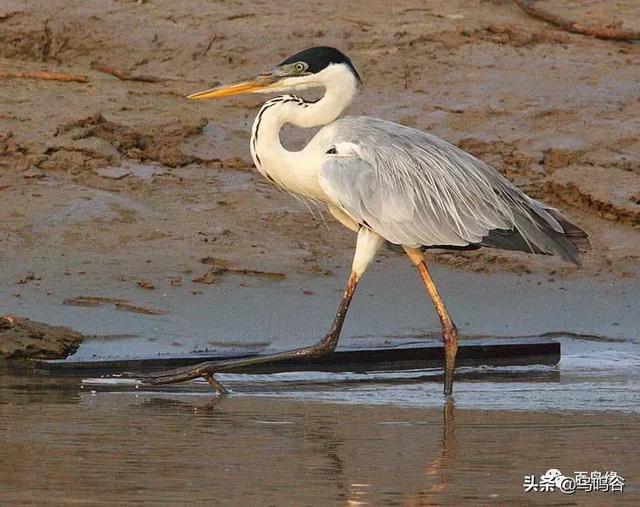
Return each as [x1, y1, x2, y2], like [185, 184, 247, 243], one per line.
[177, 46, 589, 396]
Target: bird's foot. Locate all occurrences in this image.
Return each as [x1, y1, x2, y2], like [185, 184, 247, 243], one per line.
[122, 335, 340, 393]
[202, 373, 229, 395]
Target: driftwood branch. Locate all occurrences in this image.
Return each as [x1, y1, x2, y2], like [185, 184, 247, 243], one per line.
[0, 70, 87, 83]
[513, 0, 640, 41]
[91, 63, 163, 83]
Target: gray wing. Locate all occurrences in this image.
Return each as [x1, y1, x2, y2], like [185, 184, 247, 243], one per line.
[318, 116, 588, 263]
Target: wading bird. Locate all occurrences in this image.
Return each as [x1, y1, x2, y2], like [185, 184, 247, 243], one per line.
[164, 47, 589, 395]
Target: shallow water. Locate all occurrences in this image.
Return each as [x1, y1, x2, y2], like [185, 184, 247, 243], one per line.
[2, 340, 639, 506]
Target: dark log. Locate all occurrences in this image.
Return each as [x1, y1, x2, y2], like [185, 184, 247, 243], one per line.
[36, 337, 560, 379]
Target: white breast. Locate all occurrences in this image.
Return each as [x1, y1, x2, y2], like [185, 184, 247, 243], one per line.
[249, 99, 336, 203]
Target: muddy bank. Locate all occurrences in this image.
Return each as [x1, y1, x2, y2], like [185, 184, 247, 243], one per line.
[0, 0, 638, 287]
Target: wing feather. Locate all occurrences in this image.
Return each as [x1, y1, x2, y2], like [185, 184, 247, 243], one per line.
[318, 116, 588, 262]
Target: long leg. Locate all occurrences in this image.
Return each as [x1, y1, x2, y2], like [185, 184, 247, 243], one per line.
[134, 228, 385, 388]
[404, 247, 459, 396]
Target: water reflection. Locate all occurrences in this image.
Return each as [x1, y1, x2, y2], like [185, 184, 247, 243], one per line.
[1, 371, 639, 505]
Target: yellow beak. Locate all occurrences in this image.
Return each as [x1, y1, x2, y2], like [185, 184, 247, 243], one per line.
[187, 74, 280, 100]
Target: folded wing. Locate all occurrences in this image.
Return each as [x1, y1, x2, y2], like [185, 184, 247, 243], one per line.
[318, 117, 589, 264]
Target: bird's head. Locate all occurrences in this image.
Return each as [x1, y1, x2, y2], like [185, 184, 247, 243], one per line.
[188, 46, 361, 100]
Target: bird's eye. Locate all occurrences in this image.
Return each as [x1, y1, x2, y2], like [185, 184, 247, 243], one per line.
[294, 62, 306, 73]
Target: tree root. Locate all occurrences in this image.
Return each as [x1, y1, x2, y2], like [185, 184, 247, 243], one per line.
[0, 71, 87, 83]
[513, 0, 640, 41]
[91, 63, 163, 83]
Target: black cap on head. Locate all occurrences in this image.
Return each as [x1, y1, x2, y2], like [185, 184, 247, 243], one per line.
[279, 46, 362, 84]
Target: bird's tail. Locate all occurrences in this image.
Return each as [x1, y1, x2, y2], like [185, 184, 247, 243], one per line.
[480, 201, 591, 265]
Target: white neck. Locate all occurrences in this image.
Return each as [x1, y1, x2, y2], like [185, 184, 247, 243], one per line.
[250, 64, 358, 199]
